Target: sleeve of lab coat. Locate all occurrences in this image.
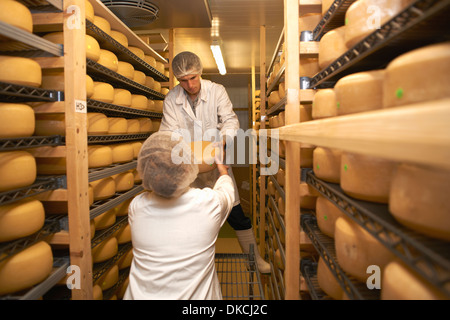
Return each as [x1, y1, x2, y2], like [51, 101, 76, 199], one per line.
[212, 174, 235, 224]
[216, 84, 240, 139]
[159, 95, 180, 132]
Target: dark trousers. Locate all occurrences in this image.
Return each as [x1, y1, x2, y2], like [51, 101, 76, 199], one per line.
[227, 204, 252, 230]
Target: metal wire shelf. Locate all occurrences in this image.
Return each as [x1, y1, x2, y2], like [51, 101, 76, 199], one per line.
[87, 98, 163, 119]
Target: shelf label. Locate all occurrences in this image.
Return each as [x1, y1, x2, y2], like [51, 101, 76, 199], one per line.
[67, 5, 81, 30]
[75, 99, 87, 113]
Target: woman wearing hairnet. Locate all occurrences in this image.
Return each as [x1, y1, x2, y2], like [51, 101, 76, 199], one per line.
[159, 51, 270, 274]
[124, 131, 235, 299]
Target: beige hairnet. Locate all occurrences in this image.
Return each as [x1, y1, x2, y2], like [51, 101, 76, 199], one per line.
[172, 51, 203, 78]
[137, 131, 199, 198]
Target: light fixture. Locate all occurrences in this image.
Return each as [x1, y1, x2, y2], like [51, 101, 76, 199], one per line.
[210, 40, 227, 75]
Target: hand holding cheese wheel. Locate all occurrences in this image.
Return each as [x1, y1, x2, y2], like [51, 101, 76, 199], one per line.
[190, 141, 218, 173]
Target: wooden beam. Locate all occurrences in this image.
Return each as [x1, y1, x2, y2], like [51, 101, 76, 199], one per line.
[169, 28, 174, 89]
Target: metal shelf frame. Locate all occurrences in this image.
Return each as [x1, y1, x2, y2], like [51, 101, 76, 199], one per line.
[300, 259, 333, 300]
[92, 242, 132, 284]
[87, 98, 163, 118]
[88, 160, 137, 183]
[0, 81, 62, 102]
[0, 135, 63, 151]
[312, 0, 356, 40]
[87, 133, 151, 144]
[91, 215, 129, 249]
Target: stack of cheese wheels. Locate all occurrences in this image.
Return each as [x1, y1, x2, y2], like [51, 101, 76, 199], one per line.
[319, 26, 348, 69]
[88, 145, 113, 168]
[113, 171, 134, 192]
[93, 15, 111, 36]
[127, 119, 140, 133]
[312, 89, 337, 119]
[92, 236, 118, 263]
[190, 141, 217, 173]
[0, 56, 41, 87]
[315, 195, 345, 238]
[0, 199, 45, 242]
[383, 42, 450, 108]
[117, 61, 135, 80]
[345, 0, 413, 48]
[381, 260, 448, 300]
[0, 0, 33, 34]
[389, 163, 450, 241]
[334, 70, 385, 115]
[108, 117, 128, 134]
[268, 91, 280, 108]
[87, 112, 109, 135]
[0, 103, 34, 138]
[110, 30, 128, 48]
[317, 256, 345, 299]
[90, 177, 116, 201]
[313, 147, 342, 183]
[153, 81, 162, 93]
[91, 82, 114, 103]
[334, 216, 395, 283]
[111, 143, 134, 163]
[34, 113, 65, 136]
[113, 88, 132, 107]
[97, 50, 119, 72]
[340, 152, 397, 203]
[0, 241, 53, 296]
[93, 208, 116, 231]
[0, 151, 36, 192]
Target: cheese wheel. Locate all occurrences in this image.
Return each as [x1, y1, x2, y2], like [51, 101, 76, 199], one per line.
[113, 88, 132, 107]
[91, 82, 114, 103]
[335, 216, 395, 283]
[34, 113, 65, 136]
[275, 249, 284, 270]
[145, 76, 155, 90]
[334, 70, 385, 115]
[161, 87, 169, 95]
[277, 197, 285, 216]
[117, 61, 135, 79]
[85, 34, 101, 62]
[97, 49, 118, 72]
[0, 199, 45, 242]
[313, 147, 342, 183]
[87, 112, 109, 135]
[276, 168, 285, 187]
[93, 15, 111, 35]
[128, 46, 145, 60]
[153, 100, 163, 113]
[156, 61, 166, 74]
[137, 117, 153, 133]
[90, 177, 116, 200]
[340, 152, 396, 203]
[108, 117, 128, 134]
[144, 55, 157, 68]
[117, 249, 133, 270]
[319, 26, 348, 69]
[115, 198, 132, 216]
[389, 164, 450, 241]
[92, 284, 103, 300]
[0, 103, 34, 138]
[95, 264, 119, 290]
[317, 256, 344, 299]
[268, 91, 281, 107]
[86, 75, 94, 98]
[190, 141, 217, 173]
[114, 223, 131, 244]
[153, 81, 161, 93]
[345, 0, 413, 48]
[0, 0, 33, 33]
[88, 145, 113, 168]
[111, 143, 134, 163]
[278, 82, 285, 99]
[110, 30, 128, 48]
[85, 0, 94, 22]
[0, 56, 41, 87]
[0, 151, 36, 192]
[133, 70, 146, 85]
[0, 241, 53, 295]
[113, 171, 134, 192]
[383, 42, 450, 108]
[299, 13, 322, 32]
[300, 104, 312, 122]
[127, 119, 140, 134]
[42, 32, 64, 44]
[133, 168, 142, 184]
[312, 89, 337, 119]
[131, 94, 148, 110]
[299, 58, 320, 77]
[316, 195, 345, 238]
[36, 157, 66, 175]
[92, 235, 118, 263]
[381, 260, 448, 300]
[152, 119, 161, 131]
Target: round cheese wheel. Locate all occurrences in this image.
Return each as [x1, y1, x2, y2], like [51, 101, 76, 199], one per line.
[389, 163, 450, 241]
[85, 34, 101, 62]
[117, 249, 133, 270]
[131, 94, 148, 110]
[0, 0, 33, 33]
[299, 58, 320, 78]
[92, 284, 103, 300]
[88, 145, 113, 168]
[340, 152, 397, 203]
[0, 151, 36, 192]
[114, 223, 131, 244]
[0, 103, 34, 138]
[155, 61, 165, 74]
[87, 112, 109, 135]
[334, 70, 385, 115]
[111, 143, 134, 163]
[133, 70, 146, 85]
[113, 171, 134, 192]
[313, 147, 342, 183]
[117, 61, 135, 79]
[345, 0, 413, 48]
[277, 196, 285, 216]
[319, 26, 348, 69]
[278, 82, 285, 99]
[90, 177, 116, 200]
[108, 117, 128, 134]
[268, 91, 281, 107]
[145, 76, 155, 90]
[335, 216, 395, 283]
[299, 13, 322, 32]
[93, 15, 111, 35]
[86, 75, 94, 98]
[91, 82, 114, 103]
[146, 99, 155, 111]
[95, 264, 119, 290]
[0, 56, 41, 87]
[381, 260, 448, 300]
[36, 157, 66, 175]
[92, 235, 118, 263]
[190, 141, 218, 173]
[0, 199, 45, 242]
[162, 87, 169, 95]
[144, 55, 157, 68]
[110, 30, 128, 48]
[113, 88, 132, 107]
[34, 113, 65, 136]
[128, 46, 145, 60]
[42, 32, 64, 44]
[152, 119, 161, 131]
[312, 89, 337, 119]
[137, 117, 153, 133]
[127, 119, 140, 134]
[85, 0, 94, 22]
[153, 81, 161, 93]
[276, 168, 285, 187]
[153, 100, 163, 113]
[115, 198, 132, 216]
[315, 195, 345, 238]
[383, 42, 450, 108]
[97, 49, 118, 72]
[0, 241, 53, 295]
[317, 256, 344, 299]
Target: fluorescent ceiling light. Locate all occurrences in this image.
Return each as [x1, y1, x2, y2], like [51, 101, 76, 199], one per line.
[210, 44, 227, 75]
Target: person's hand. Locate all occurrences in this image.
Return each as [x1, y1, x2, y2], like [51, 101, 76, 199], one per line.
[217, 163, 229, 176]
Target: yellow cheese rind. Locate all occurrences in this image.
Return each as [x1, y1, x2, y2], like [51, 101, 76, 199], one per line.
[113, 171, 134, 192]
[87, 112, 109, 135]
[91, 82, 114, 103]
[111, 143, 134, 163]
[85, 34, 101, 62]
[113, 88, 132, 107]
[127, 119, 140, 134]
[312, 89, 337, 119]
[190, 141, 218, 173]
[316, 195, 345, 238]
[0, 56, 42, 87]
[95, 264, 119, 290]
[108, 117, 128, 134]
[0, 151, 36, 192]
[93, 15, 111, 35]
[319, 26, 348, 69]
[92, 236, 118, 263]
[117, 61, 135, 79]
[0, 0, 33, 33]
[0, 103, 35, 138]
[88, 145, 113, 168]
[317, 256, 344, 299]
[131, 94, 148, 110]
[90, 177, 116, 201]
[128, 46, 145, 60]
[97, 50, 118, 72]
[313, 147, 342, 183]
[110, 30, 128, 48]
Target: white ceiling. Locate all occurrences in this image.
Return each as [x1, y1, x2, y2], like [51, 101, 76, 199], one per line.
[130, 0, 284, 76]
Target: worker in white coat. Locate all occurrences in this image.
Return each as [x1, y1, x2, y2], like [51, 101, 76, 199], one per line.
[124, 131, 235, 300]
[159, 51, 271, 274]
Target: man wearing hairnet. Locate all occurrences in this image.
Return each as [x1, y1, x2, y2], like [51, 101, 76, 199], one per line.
[159, 51, 270, 274]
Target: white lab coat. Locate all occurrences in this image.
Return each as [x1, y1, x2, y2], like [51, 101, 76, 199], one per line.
[159, 79, 241, 206]
[123, 175, 235, 300]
